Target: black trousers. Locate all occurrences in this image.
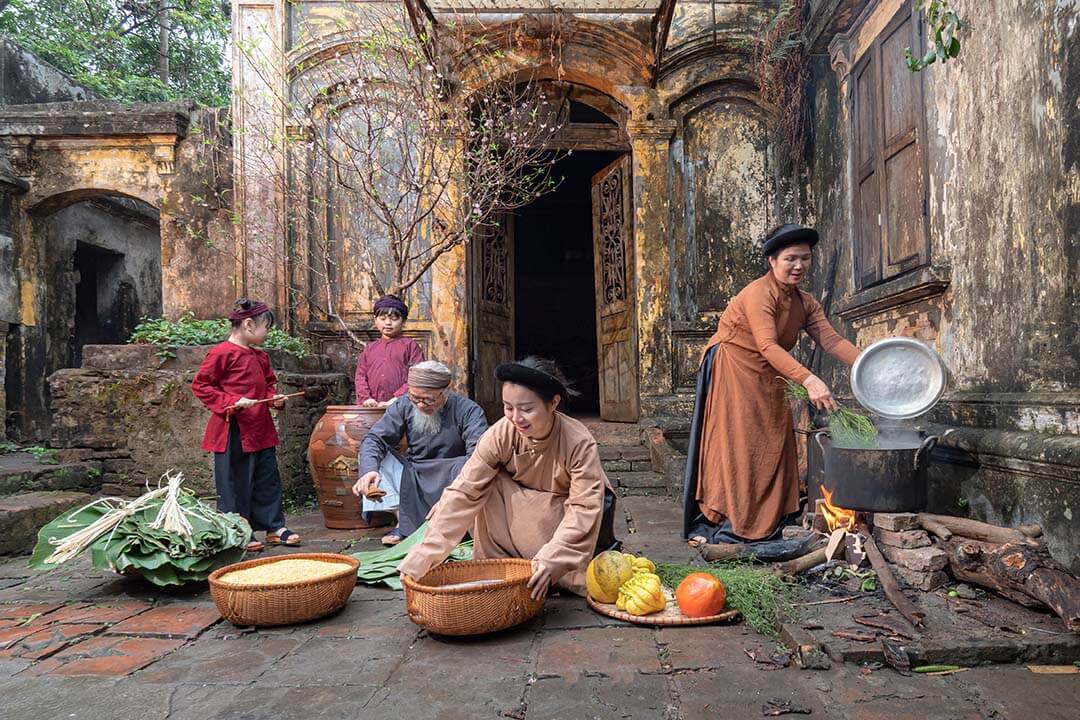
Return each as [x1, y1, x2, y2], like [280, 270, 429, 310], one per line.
[214, 419, 285, 533]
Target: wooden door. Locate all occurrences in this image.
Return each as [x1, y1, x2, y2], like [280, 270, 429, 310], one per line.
[470, 212, 515, 421]
[591, 155, 639, 422]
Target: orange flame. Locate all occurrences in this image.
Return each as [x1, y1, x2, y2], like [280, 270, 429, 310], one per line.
[820, 487, 857, 533]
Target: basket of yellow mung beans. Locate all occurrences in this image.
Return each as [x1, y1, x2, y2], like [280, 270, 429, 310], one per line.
[208, 553, 358, 626]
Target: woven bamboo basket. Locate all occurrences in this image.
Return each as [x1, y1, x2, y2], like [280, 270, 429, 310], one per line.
[403, 558, 543, 636]
[208, 552, 358, 627]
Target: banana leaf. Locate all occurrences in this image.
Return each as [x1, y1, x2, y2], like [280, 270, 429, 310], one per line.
[29, 491, 250, 587]
[351, 522, 474, 590]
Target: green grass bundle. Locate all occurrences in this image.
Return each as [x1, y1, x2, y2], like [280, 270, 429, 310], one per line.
[29, 471, 250, 586]
[656, 561, 800, 636]
[781, 377, 879, 447]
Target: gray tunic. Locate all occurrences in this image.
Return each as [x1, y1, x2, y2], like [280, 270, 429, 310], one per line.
[358, 393, 488, 537]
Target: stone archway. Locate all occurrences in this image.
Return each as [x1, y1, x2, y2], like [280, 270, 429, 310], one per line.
[0, 101, 190, 439]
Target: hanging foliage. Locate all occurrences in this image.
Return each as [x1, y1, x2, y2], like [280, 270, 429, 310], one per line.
[905, 0, 964, 72]
[754, 0, 809, 164]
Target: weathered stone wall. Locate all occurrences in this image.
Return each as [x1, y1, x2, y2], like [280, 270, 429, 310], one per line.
[161, 107, 238, 321]
[0, 36, 96, 105]
[804, 0, 1080, 565]
[48, 345, 349, 501]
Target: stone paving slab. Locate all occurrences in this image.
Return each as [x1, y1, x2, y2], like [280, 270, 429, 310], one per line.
[0, 499, 1077, 718]
[135, 634, 306, 685]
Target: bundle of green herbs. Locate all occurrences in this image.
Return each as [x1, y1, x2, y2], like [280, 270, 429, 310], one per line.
[656, 561, 800, 636]
[351, 521, 473, 590]
[781, 377, 878, 447]
[29, 471, 250, 586]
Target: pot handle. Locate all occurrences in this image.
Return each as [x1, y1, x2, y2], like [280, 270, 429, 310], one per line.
[914, 435, 939, 472]
[813, 429, 830, 453]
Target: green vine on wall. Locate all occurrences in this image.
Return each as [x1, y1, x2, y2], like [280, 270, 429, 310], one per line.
[905, 0, 964, 72]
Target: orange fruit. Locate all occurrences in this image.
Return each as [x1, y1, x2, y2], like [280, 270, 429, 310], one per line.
[675, 572, 727, 618]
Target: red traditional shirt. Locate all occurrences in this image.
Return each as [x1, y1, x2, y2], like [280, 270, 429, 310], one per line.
[354, 336, 424, 403]
[192, 341, 280, 453]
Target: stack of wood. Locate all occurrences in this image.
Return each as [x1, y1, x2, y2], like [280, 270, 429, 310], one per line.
[864, 512, 1079, 633]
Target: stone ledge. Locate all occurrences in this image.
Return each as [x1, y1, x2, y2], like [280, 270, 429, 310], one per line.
[835, 264, 952, 321]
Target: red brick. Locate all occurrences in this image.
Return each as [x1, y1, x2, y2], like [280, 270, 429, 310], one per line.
[5, 623, 104, 660]
[107, 605, 221, 638]
[872, 527, 932, 549]
[878, 543, 947, 572]
[0, 603, 63, 621]
[42, 601, 151, 626]
[23, 635, 187, 677]
[0, 624, 43, 652]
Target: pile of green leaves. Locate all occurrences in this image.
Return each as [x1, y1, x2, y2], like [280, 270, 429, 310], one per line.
[782, 378, 879, 448]
[129, 313, 309, 358]
[656, 561, 800, 636]
[351, 522, 473, 590]
[30, 492, 250, 587]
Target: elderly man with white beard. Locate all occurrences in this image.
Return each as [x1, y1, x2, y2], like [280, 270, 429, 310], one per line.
[352, 361, 488, 545]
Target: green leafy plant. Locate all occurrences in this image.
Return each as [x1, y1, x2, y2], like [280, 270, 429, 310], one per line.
[129, 313, 309, 358]
[905, 0, 964, 72]
[656, 561, 800, 636]
[0, 0, 230, 105]
[25, 446, 59, 465]
[781, 378, 879, 448]
[0, 441, 19, 455]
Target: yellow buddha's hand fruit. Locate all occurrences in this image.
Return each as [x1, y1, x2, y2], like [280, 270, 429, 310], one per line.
[616, 572, 666, 616]
[627, 555, 656, 575]
[585, 551, 635, 603]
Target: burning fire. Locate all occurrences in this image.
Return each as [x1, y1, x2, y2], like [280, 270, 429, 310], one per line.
[820, 487, 857, 533]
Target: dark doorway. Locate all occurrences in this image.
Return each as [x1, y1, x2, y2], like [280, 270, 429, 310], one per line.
[514, 150, 621, 416]
[72, 240, 140, 366]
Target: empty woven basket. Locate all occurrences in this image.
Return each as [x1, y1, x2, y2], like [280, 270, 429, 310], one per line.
[403, 558, 544, 636]
[208, 552, 358, 627]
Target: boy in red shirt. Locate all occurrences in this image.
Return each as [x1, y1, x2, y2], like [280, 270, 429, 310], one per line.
[192, 299, 300, 552]
[354, 295, 424, 407]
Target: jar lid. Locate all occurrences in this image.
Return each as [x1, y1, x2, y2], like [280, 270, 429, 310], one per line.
[851, 337, 947, 420]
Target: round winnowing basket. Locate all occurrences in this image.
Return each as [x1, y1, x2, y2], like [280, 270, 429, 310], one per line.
[402, 558, 544, 636]
[209, 553, 358, 627]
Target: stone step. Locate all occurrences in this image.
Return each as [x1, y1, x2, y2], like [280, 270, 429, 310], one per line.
[599, 445, 654, 474]
[607, 471, 669, 496]
[0, 453, 103, 495]
[0, 491, 94, 555]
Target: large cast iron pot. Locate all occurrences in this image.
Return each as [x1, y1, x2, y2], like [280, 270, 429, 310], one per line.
[815, 431, 939, 512]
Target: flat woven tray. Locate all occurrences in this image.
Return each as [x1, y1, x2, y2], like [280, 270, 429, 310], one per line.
[586, 594, 741, 627]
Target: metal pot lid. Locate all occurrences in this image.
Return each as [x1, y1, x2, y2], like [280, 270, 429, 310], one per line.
[851, 337, 947, 420]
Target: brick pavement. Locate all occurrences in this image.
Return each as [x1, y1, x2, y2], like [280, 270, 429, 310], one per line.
[0, 496, 1075, 719]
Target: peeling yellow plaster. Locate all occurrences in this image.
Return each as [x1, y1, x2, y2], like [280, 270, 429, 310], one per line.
[19, 279, 36, 326]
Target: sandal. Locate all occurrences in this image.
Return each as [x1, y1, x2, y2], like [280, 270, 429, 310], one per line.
[266, 528, 302, 546]
[380, 529, 403, 546]
[246, 536, 265, 553]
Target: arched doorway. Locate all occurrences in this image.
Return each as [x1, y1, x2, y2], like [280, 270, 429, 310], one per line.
[469, 84, 639, 422]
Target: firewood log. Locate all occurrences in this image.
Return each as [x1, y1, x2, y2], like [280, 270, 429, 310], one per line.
[941, 538, 1080, 632]
[917, 514, 1041, 544]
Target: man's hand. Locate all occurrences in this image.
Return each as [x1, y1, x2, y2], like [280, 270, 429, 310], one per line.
[377, 399, 394, 408]
[526, 559, 553, 601]
[802, 374, 838, 412]
[361, 398, 378, 408]
[352, 471, 381, 498]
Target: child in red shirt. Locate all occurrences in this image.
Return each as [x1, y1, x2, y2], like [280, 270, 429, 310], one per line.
[192, 299, 301, 552]
[354, 295, 424, 407]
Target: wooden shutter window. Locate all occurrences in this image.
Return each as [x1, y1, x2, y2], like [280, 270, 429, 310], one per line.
[851, 2, 930, 290]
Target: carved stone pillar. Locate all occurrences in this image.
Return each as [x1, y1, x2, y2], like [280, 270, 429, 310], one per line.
[627, 118, 677, 405]
[232, 0, 286, 313]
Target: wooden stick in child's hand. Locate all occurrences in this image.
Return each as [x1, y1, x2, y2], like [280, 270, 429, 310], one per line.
[226, 391, 303, 412]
